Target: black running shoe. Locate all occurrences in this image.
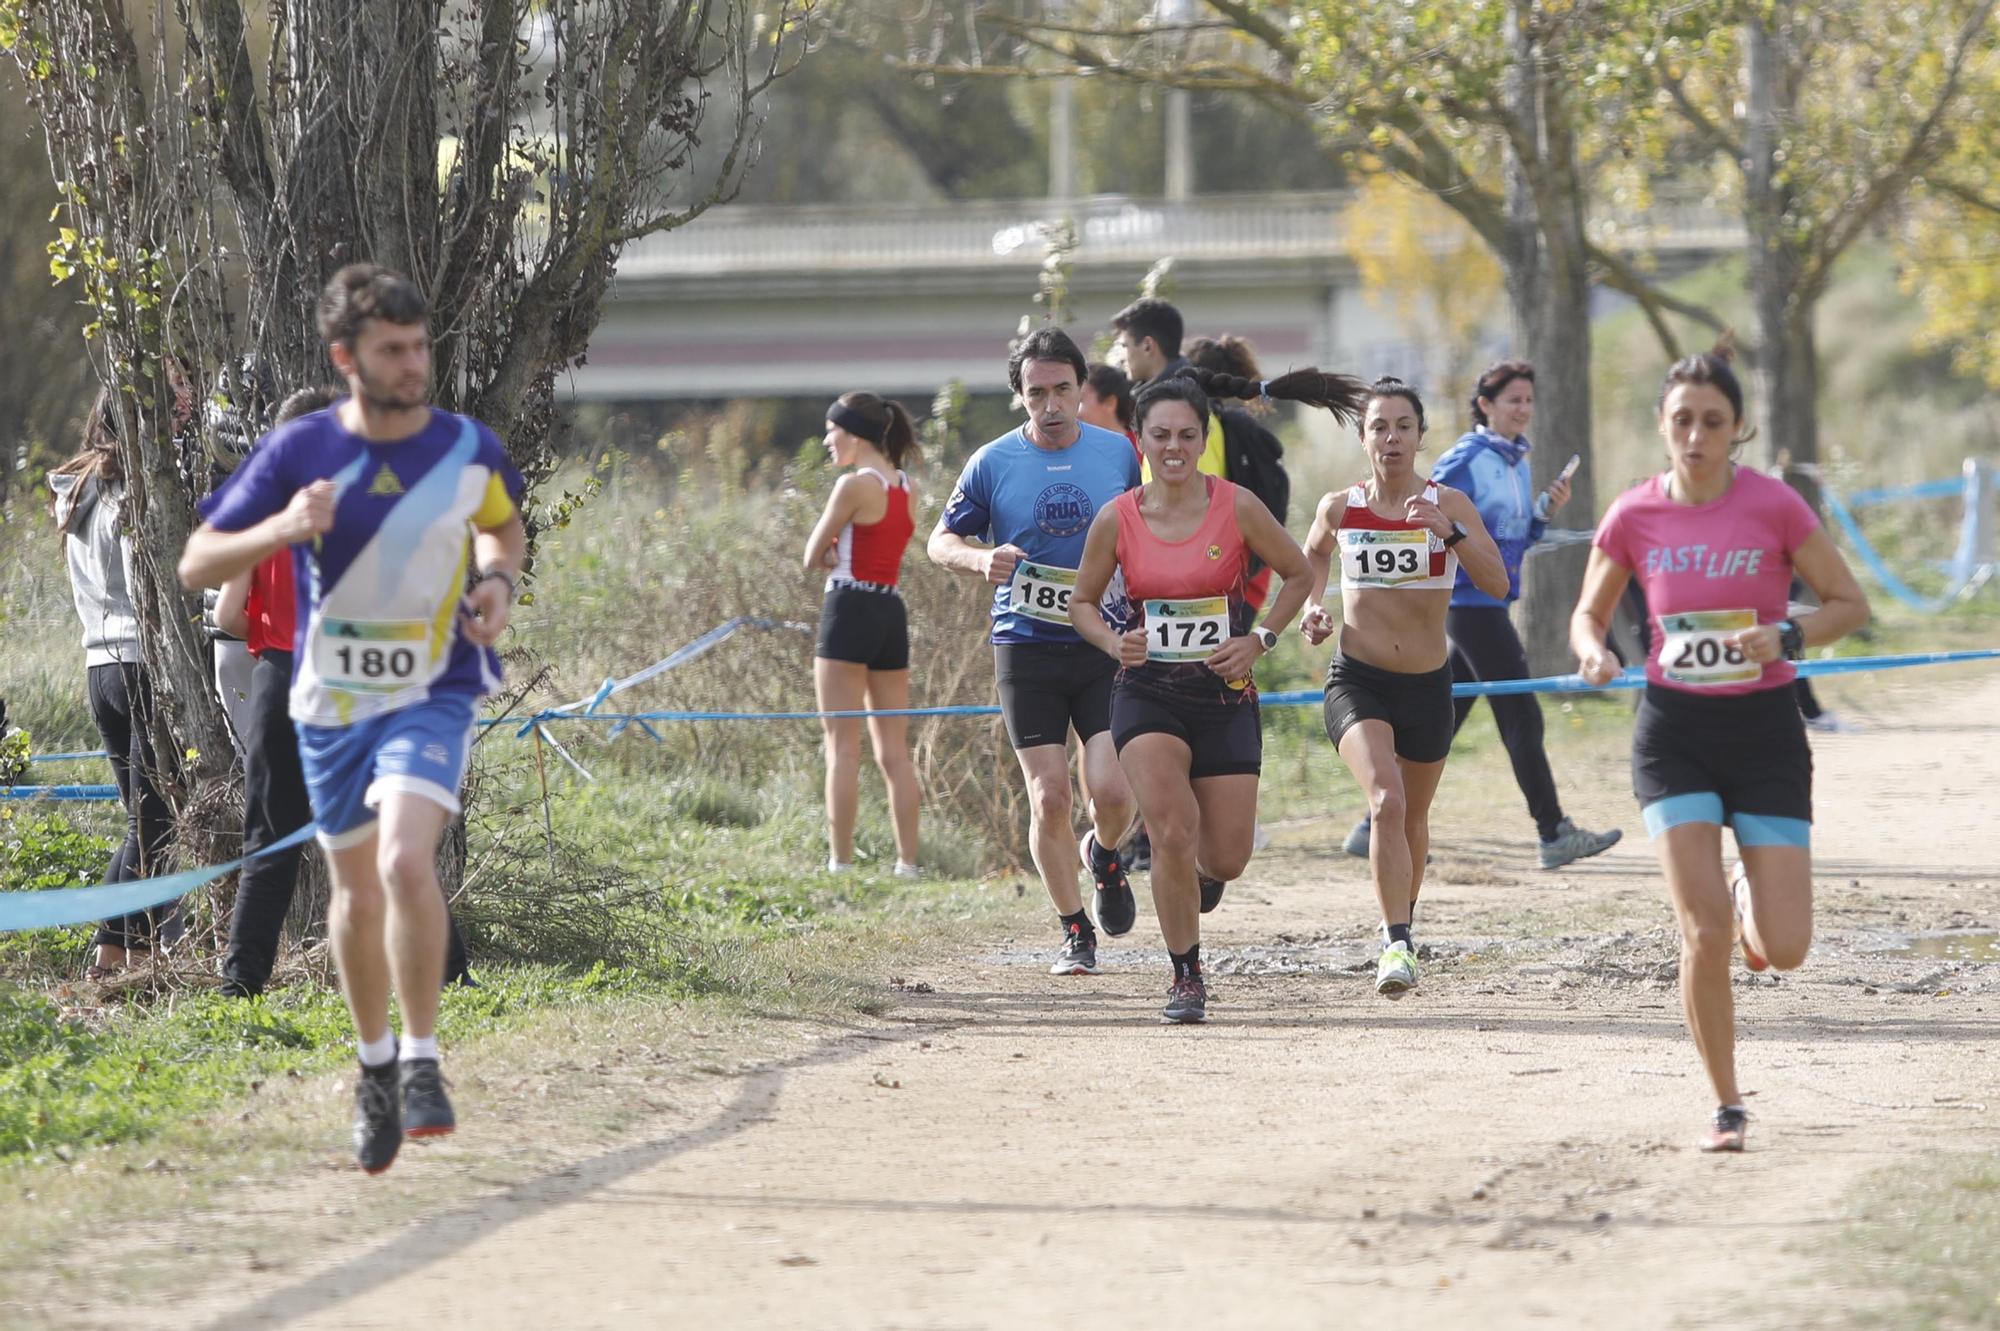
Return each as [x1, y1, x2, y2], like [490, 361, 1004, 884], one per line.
[1050, 921, 1100, 976]
[399, 1058, 457, 1139]
[1162, 971, 1208, 1023]
[353, 1062, 402, 1174]
[1198, 875, 1225, 914]
[1081, 832, 1137, 936]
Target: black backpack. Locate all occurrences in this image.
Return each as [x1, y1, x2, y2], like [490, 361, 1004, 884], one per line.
[1218, 407, 1290, 526]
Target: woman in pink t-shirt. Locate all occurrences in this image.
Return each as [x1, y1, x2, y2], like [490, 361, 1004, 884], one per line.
[1569, 345, 1869, 1153]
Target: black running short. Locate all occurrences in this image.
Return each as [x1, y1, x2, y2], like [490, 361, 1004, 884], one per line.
[1322, 652, 1454, 764]
[816, 584, 909, 672]
[1111, 683, 1261, 779]
[1632, 683, 1812, 842]
[993, 640, 1117, 750]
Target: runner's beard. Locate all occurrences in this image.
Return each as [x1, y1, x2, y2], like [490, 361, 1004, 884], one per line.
[353, 361, 430, 413]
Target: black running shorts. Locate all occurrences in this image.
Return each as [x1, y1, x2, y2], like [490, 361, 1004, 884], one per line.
[1632, 682, 1812, 828]
[993, 640, 1117, 749]
[1111, 684, 1261, 779]
[1322, 652, 1454, 764]
[816, 585, 909, 672]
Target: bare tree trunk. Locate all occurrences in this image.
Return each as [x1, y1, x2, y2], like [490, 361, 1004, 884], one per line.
[1743, 4, 1823, 510]
[1503, 0, 1598, 674]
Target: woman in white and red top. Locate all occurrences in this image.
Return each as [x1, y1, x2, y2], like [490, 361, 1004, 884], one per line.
[1299, 378, 1509, 1000]
[1570, 344, 1868, 1153]
[803, 392, 922, 878]
[1070, 369, 1331, 1023]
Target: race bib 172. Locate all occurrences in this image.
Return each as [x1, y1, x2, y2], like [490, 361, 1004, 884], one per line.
[1144, 596, 1231, 662]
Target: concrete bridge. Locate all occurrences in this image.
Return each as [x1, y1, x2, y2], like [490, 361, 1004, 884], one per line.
[575, 191, 1741, 401]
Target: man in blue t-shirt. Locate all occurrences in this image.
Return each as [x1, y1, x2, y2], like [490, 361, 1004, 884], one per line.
[180, 264, 526, 1176]
[929, 327, 1142, 977]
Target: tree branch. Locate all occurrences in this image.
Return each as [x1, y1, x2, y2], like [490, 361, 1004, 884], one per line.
[1811, 0, 1998, 283]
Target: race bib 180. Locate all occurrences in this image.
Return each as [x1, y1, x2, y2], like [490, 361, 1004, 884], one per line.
[1339, 527, 1432, 589]
[1658, 609, 1758, 687]
[1010, 560, 1077, 624]
[314, 618, 432, 694]
[1144, 596, 1231, 662]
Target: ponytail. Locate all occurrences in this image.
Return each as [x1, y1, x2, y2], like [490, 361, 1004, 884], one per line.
[881, 400, 918, 470]
[1173, 366, 1370, 426]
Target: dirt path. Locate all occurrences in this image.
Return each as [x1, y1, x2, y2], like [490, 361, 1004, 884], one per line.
[193, 668, 2000, 1330]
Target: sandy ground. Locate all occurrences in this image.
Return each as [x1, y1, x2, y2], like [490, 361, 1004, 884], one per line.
[80, 669, 2000, 1328]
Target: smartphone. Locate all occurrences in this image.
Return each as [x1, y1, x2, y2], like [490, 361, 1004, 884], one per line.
[1556, 453, 1581, 485]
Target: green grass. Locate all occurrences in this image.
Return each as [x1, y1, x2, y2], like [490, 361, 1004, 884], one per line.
[1836, 1150, 2000, 1329]
[0, 963, 684, 1162]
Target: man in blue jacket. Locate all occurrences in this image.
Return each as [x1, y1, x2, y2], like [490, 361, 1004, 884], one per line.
[1344, 359, 1621, 869]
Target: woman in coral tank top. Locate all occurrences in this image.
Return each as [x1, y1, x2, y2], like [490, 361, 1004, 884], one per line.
[1300, 378, 1510, 1001]
[1070, 368, 1348, 1024]
[1570, 344, 1868, 1153]
[802, 392, 922, 879]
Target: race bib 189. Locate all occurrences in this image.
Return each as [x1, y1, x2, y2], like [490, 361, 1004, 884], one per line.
[1144, 596, 1231, 662]
[315, 618, 431, 694]
[1658, 609, 1758, 687]
[1010, 560, 1077, 624]
[1339, 527, 1432, 589]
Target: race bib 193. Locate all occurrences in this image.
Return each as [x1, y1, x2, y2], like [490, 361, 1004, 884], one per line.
[1658, 609, 1758, 687]
[1010, 560, 1077, 624]
[1339, 527, 1432, 589]
[315, 618, 431, 694]
[1144, 596, 1231, 662]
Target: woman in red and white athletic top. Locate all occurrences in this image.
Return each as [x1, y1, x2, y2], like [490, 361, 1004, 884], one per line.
[1071, 369, 1333, 1024]
[803, 392, 921, 878]
[1300, 377, 1508, 999]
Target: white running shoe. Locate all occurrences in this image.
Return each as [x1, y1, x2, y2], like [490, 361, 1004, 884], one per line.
[892, 862, 923, 880]
[1730, 860, 1767, 972]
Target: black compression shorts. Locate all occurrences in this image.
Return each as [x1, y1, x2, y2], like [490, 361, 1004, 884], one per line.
[1111, 684, 1261, 779]
[816, 584, 909, 672]
[1322, 652, 1454, 764]
[993, 641, 1117, 749]
[1632, 683, 1812, 831]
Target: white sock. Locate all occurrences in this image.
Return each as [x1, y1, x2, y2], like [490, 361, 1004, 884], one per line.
[399, 1033, 439, 1063]
[357, 1031, 397, 1068]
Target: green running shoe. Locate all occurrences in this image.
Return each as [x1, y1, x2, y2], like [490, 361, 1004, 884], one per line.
[1374, 941, 1418, 998]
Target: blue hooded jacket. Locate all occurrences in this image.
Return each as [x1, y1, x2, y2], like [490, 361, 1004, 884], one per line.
[1429, 427, 1545, 607]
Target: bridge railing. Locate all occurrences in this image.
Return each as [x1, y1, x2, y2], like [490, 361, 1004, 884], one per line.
[618, 191, 1742, 278]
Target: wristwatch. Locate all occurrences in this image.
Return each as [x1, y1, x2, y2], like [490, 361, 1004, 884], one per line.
[1441, 521, 1469, 549]
[1776, 619, 1806, 660]
[1252, 626, 1280, 653]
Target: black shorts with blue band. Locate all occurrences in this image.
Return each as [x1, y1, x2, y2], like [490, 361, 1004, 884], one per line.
[1632, 683, 1812, 847]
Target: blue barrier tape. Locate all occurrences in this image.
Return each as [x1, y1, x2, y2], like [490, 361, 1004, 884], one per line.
[21, 751, 111, 764]
[521, 650, 2000, 722]
[6, 648, 1993, 931]
[1821, 485, 1984, 614]
[2, 785, 121, 801]
[1843, 477, 1966, 508]
[0, 822, 317, 933]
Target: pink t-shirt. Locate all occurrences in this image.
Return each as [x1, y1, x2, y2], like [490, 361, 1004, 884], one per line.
[1594, 468, 1820, 695]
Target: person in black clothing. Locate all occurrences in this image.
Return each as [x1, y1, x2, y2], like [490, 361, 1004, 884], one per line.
[51, 392, 180, 978]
